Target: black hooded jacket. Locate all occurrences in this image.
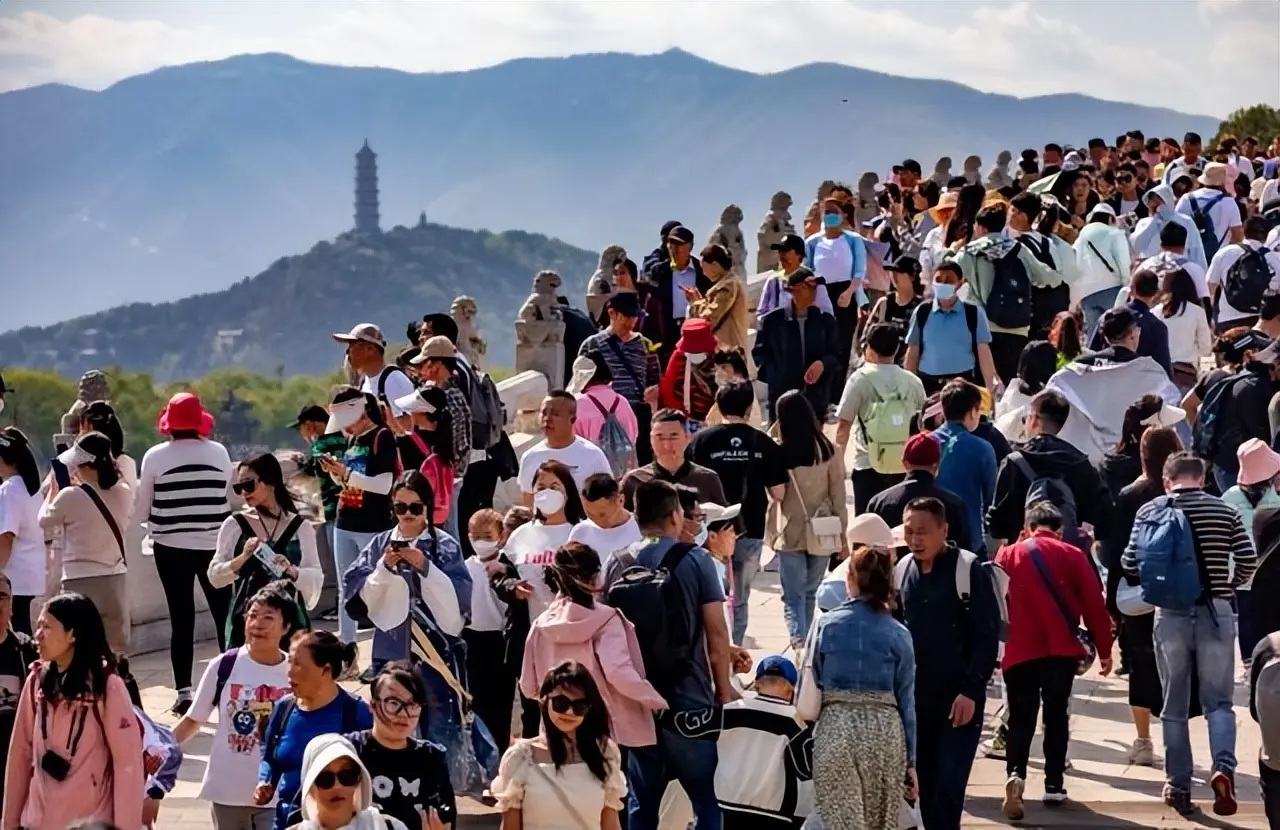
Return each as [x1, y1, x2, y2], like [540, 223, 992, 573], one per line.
[987, 433, 1114, 543]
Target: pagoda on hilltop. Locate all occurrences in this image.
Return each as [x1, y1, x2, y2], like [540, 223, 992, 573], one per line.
[354, 140, 380, 235]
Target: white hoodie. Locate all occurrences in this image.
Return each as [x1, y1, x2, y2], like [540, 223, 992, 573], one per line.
[296, 735, 409, 830]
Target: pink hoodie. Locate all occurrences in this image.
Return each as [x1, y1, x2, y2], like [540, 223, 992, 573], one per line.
[520, 597, 666, 748]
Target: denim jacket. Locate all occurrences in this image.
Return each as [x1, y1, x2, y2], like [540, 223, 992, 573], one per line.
[812, 598, 917, 765]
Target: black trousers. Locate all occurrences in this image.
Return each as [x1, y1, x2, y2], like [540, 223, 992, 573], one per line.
[919, 370, 978, 397]
[1004, 656, 1076, 787]
[632, 401, 653, 466]
[988, 331, 1027, 388]
[153, 544, 231, 690]
[10, 595, 33, 636]
[826, 281, 860, 405]
[1262, 761, 1280, 829]
[851, 467, 905, 515]
[916, 695, 984, 830]
[463, 629, 515, 753]
[457, 458, 498, 558]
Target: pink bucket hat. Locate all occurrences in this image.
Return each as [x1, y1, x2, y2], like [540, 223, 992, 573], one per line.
[1236, 438, 1280, 487]
[158, 392, 215, 438]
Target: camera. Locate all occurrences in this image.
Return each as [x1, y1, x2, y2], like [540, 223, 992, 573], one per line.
[40, 749, 72, 781]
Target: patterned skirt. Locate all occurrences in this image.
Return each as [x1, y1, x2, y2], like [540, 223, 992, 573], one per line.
[812, 690, 908, 830]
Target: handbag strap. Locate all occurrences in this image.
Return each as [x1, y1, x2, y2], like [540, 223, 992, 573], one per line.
[80, 483, 125, 565]
[409, 616, 471, 707]
[525, 744, 597, 830]
[1026, 539, 1078, 637]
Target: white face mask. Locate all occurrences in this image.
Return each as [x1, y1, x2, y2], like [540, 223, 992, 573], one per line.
[534, 488, 566, 516]
[686, 352, 708, 365]
[471, 539, 500, 560]
[693, 523, 709, 547]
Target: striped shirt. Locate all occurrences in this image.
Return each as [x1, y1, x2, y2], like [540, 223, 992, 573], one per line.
[579, 331, 661, 405]
[133, 438, 233, 551]
[1123, 487, 1256, 599]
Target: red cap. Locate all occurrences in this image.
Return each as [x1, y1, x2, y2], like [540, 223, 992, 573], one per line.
[902, 432, 941, 468]
[679, 318, 717, 355]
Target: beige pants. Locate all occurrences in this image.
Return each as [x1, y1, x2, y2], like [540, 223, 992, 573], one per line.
[62, 573, 130, 655]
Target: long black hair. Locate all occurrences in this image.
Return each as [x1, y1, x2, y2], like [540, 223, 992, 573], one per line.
[533, 460, 586, 523]
[943, 183, 987, 248]
[775, 390, 835, 469]
[391, 470, 439, 543]
[240, 452, 298, 515]
[0, 426, 40, 495]
[539, 661, 612, 783]
[39, 592, 118, 701]
[1116, 394, 1164, 455]
[544, 542, 601, 609]
[414, 386, 455, 466]
[1015, 341, 1058, 397]
[1160, 268, 1200, 320]
[82, 402, 125, 459]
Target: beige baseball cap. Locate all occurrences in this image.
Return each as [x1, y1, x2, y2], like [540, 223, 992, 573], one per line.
[332, 323, 386, 349]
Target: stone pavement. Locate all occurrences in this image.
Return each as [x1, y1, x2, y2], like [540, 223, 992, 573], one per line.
[139, 559, 1268, 828]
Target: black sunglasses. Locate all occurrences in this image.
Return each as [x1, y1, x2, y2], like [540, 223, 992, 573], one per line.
[232, 479, 259, 496]
[393, 502, 426, 516]
[314, 765, 362, 790]
[548, 695, 591, 716]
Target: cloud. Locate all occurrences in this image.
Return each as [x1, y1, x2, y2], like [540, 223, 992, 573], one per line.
[0, 1, 1275, 115]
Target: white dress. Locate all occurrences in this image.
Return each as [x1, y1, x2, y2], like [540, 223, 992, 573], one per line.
[491, 738, 628, 830]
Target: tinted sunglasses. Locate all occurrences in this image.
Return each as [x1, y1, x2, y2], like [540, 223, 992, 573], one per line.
[314, 765, 362, 789]
[1116, 175, 1133, 183]
[232, 479, 259, 496]
[393, 502, 426, 516]
[548, 695, 591, 716]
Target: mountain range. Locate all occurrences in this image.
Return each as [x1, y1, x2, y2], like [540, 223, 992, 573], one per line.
[0, 48, 1219, 360]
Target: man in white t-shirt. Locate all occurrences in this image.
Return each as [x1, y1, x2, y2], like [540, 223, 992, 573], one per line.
[1207, 216, 1280, 332]
[1176, 163, 1245, 254]
[569, 472, 642, 572]
[333, 322, 416, 425]
[517, 391, 613, 505]
[172, 586, 294, 829]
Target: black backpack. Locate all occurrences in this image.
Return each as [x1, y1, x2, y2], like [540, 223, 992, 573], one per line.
[912, 301, 979, 359]
[1192, 371, 1248, 463]
[1223, 245, 1276, 315]
[984, 243, 1034, 329]
[1023, 236, 1068, 336]
[604, 542, 695, 698]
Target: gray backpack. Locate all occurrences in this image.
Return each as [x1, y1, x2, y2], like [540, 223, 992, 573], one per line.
[587, 394, 637, 477]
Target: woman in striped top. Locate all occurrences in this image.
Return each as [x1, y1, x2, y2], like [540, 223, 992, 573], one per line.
[131, 393, 233, 714]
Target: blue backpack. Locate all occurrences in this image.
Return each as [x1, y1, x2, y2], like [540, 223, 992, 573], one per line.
[1188, 193, 1227, 263]
[1132, 495, 1203, 611]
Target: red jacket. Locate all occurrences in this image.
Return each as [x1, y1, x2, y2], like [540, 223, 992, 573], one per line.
[659, 350, 716, 422]
[994, 530, 1114, 671]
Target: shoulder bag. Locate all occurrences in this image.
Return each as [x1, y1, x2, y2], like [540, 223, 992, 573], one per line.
[1026, 539, 1096, 675]
[80, 483, 125, 566]
[787, 455, 843, 555]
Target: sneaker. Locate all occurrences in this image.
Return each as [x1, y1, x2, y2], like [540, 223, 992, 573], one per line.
[1002, 774, 1025, 821]
[1163, 785, 1196, 817]
[1210, 770, 1238, 816]
[1043, 785, 1068, 807]
[982, 727, 1008, 760]
[1127, 737, 1155, 767]
[169, 691, 193, 717]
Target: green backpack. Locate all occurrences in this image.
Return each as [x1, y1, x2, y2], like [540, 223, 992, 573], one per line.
[858, 370, 916, 474]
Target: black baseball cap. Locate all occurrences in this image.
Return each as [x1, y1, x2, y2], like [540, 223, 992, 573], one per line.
[785, 267, 823, 287]
[666, 226, 695, 245]
[770, 233, 806, 255]
[289, 404, 330, 429]
[893, 159, 922, 176]
[885, 255, 921, 276]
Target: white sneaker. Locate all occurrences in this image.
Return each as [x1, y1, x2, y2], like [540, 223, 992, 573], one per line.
[1128, 737, 1156, 766]
[1002, 773, 1026, 821]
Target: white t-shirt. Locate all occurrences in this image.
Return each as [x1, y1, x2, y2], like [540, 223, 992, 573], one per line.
[1267, 224, 1280, 253]
[503, 521, 574, 619]
[1206, 241, 1280, 323]
[1176, 187, 1242, 250]
[464, 556, 508, 632]
[517, 437, 614, 495]
[362, 367, 417, 417]
[0, 477, 45, 596]
[811, 234, 853, 285]
[187, 647, 291, 806]
[568, 516, 643, 571]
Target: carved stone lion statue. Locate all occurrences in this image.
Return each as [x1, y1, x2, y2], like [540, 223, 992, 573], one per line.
[585, 244, 627, 321]
[516, 269, 565, 346]
[855, 171, 881, 228]
[708, 205, 747, 281]
[963, 155, 983, 185]
[757, 191, 795, 274]
[930, 157, 953, 189]
[450, 295, 487, 370]
[987, 150, 1014, 190]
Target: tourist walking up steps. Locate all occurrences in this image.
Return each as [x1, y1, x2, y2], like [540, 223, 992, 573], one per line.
[132, 392, 232, 713]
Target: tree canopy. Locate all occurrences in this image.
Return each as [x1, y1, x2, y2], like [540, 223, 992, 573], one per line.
[1214, 104, 1280, 147]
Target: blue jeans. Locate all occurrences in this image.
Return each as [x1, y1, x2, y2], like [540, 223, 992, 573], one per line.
[778, 550, 828, 644]
[332, 528, 378, 643]
[730, 537, 763, 645]
[443, 478, 464, 541]
[628, 727, 720, 830]
[1154, 599, 1238, 791]
[1081, 285, 1122, 344]
[1213, 464, 1237, 494]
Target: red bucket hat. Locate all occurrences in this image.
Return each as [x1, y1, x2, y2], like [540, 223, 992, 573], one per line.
[679, 318, 717, 355]
[158, 392, 215, 438]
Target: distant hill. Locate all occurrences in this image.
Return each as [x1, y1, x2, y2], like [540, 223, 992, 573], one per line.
[0, 49, 1219, 331]
[0, 221, 598, 380]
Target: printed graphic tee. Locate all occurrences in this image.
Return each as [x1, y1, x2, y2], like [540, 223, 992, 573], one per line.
[350, 733, 457, 829]
[336, 427, 399, 534]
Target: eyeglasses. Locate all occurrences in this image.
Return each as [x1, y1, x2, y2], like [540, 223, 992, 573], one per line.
[314, 765, 362, 790]
[232, 479, 259, 496]
[374, 696, 422, 718]
[393, 502, 426, 516]
[1116, 175, 1133, 184]
[548, 695, 591, 716]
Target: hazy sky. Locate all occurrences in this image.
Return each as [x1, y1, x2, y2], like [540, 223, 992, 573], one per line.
[1, 0, 1277, 116]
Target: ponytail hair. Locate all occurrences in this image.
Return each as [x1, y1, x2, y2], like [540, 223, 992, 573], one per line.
[0, 427, 41, 496]
[82, 401, 125, 459]
[851, 545, 896, 612]
[544, 542, 601, 608]
[240, 453, 298, 515]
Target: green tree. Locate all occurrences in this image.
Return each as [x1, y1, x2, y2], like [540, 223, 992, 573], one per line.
[1214, 104, 1280, 147]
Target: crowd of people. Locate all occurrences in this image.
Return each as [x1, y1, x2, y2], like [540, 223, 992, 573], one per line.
[2, 128, 1280, 830]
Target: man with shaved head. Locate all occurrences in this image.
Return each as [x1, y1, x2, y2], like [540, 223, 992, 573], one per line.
[516, 391, 613, 506]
